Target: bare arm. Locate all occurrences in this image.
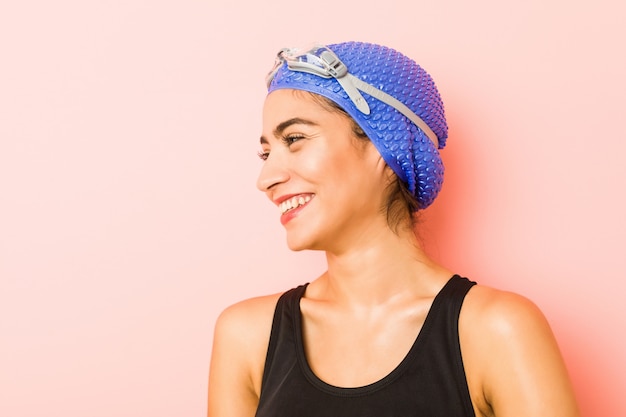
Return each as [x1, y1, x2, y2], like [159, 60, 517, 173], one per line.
[461, 288, 580, 417]
[207, 295, 279, 417]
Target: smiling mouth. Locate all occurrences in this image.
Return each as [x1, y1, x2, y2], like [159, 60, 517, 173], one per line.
[279, 194, 314, 214]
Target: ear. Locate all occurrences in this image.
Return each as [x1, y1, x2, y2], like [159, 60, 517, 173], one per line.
[383, 163, 397, 185]
[371, 151, 391, 174]
[371, 152, 397, 189]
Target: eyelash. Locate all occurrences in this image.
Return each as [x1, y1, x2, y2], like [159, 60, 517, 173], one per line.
[282, 134, 305, 146]
[257, 134, 305, 161]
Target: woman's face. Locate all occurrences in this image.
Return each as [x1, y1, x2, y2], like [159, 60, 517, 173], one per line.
[257, 89, 392, 253]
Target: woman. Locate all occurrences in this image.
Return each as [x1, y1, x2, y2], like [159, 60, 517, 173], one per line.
[208, 42, 579, 416]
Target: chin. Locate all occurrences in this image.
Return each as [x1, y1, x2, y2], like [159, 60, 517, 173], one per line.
[284, 230, 324, 252]
[285, 236, 313, 252]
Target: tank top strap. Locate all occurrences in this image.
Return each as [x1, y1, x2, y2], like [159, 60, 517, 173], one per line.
[259, 284, 309, 391]
[419, 275, 476, 414]
[434, 275, 476, 331]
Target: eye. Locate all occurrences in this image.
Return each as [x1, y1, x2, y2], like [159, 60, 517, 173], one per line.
[257, 150, 269, 161]
[282, 134, 305, 147]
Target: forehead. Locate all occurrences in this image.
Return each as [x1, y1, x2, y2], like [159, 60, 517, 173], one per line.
[264, 89, 320, 116]
[262, 89, 346, 129]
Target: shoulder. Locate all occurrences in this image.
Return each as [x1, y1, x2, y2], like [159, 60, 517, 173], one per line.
[208, 290, 287, 416]
[212, 291, 286, 373]
[459, 284, 552, 387]
[459, 284, 580, 416]
[461, 284, 548, 336]
[460, 283, 558, 372]
[214, 291, 284, 338]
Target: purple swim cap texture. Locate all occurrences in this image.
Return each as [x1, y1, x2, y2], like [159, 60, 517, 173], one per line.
[267, 41, 448, 210]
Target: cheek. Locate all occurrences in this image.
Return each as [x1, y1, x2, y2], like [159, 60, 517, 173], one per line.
[293, 147, 337, 180]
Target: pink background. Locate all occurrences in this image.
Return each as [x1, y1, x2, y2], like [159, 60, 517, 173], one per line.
[1, 1, 624, 416]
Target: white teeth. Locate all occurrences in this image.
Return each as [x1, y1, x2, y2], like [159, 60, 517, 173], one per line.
[280, 195, 312, 214]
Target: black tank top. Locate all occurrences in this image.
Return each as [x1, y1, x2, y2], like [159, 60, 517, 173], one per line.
[255, 275, 477, 417]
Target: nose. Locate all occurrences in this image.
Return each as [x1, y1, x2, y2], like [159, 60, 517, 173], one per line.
[256, 152, 290, 193]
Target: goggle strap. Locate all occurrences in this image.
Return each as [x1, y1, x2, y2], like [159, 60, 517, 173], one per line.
[336, 75, 371, 115]
[287, 57, 372, 116]
[348, 74, 439, 148]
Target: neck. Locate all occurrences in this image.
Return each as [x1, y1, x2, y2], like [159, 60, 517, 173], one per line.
[319, 222, 450, 306]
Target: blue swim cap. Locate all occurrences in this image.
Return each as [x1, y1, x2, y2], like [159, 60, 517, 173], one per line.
[266, 41, 448, 210]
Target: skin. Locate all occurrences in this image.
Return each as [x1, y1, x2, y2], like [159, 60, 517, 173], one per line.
[207, 89, 580, 417]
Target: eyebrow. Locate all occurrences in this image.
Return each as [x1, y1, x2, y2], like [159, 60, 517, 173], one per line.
[259, 117, 318, 145]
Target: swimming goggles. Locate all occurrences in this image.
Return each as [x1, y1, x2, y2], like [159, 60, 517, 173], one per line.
[266, 45, 439, 148]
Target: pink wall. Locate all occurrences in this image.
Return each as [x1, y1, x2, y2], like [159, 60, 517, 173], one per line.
[1, 0, 624, 416]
